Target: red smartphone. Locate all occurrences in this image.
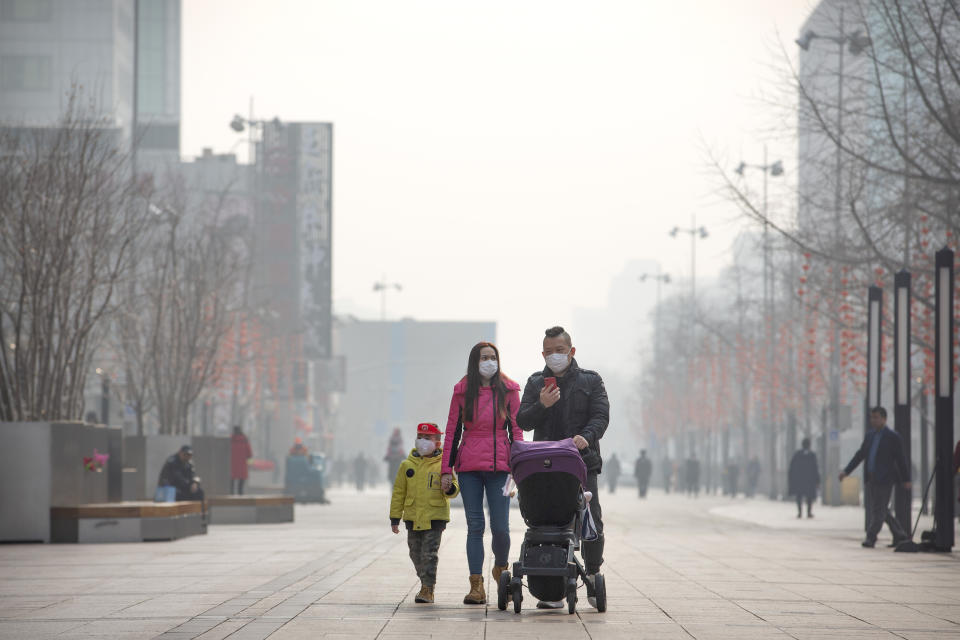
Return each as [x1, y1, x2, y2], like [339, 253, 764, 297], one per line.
[544, 377, 557, 391]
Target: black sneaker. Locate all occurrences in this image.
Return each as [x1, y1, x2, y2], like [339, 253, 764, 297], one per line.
[861, 540, 875, 548]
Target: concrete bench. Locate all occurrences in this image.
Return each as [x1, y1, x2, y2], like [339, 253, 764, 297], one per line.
[50, 501, 204, 543]
[207, 495, 294, 525]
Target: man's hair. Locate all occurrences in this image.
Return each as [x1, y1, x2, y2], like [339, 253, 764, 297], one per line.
[870, 406, 887, 418]
[801, 437, 811, 449]
[544, 325, 572, 346]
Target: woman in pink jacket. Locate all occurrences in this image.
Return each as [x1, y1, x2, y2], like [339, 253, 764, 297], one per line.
[441, 341, 523, 605]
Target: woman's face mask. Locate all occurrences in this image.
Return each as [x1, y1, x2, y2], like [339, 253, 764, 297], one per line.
[416, 438, 437, 456]
[478, 359, 499, 379]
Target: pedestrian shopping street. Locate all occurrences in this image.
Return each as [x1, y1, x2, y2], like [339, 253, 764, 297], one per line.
[0, 486, 958, 640]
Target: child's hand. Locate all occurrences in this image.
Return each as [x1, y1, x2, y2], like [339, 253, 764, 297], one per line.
[441, 474, 453, 493]
[391, 524, 399, 534]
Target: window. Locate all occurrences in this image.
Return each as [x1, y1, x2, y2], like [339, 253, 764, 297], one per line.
[0, 0, 52, 21]
[1, 56, 52, 91]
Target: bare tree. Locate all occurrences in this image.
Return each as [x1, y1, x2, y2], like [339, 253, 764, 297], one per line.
[134, 178, 247, 435]
[0, 89, 150, 422]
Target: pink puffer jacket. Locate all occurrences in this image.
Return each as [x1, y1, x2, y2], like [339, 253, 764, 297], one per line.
[441, 376, 523, 474]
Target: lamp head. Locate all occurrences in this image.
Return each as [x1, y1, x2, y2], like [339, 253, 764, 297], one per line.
[770, 160, 784, 176]
[847, 31, 871, 55]
[669, 227, 679, 238]
[698, 227, 709, 239]
[230, 115, 245, 133]
[663, 273, 671, 284]
[734, 162, 746, 176]
[796, 30, 816, 51]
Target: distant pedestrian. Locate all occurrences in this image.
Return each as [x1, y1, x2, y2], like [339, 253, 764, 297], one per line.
[606, 453, 622, 493]
[686, 456, 701, 497]
[230, 426, 253, 495]
[746, 456, 761, 497]
[788, 437, 819, 518]
[726, 461, 740, 497]
[354, 453, 368, 491]
[384, 428, 406, 484]
[839, 407, 911, 548]
[662, 457, 672, 493]
[289, 437, 309, 457]
[634, 450, 652, 498]
[390, 422, 460, 604]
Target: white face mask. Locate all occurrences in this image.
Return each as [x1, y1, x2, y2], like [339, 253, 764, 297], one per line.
[415, 438, 437, 456]
[545, 352, 570, 374]
[478, 360, 499, 378]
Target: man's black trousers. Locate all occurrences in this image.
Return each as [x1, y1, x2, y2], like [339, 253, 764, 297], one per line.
[584, 471, 605, 575]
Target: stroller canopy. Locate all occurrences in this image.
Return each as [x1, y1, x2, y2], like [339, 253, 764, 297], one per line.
[510, 438, 587, 486]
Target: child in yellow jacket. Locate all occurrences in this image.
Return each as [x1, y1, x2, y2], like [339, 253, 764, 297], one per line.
[390, 422, 460, 603]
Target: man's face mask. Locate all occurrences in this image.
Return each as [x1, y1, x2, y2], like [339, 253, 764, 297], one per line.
[545, 352, 570, 374]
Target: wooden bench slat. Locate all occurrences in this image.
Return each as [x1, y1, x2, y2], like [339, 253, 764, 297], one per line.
[207, 495, 294, 507]
[51, 501, 202, 519]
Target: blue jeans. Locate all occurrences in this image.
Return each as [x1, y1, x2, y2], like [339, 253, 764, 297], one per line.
[458, 471, 511, 575]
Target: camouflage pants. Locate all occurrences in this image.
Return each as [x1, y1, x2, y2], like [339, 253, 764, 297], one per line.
[407, 528, 443, 587]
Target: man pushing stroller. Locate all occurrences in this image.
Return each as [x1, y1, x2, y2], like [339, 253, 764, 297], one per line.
[518, 326, 609, 609]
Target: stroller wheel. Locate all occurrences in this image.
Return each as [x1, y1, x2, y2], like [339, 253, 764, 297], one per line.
[566, 579, 577, 614]
[511, 577, 523, 613]
[497, 570, 511, 611]
[594, 573, 607, 612]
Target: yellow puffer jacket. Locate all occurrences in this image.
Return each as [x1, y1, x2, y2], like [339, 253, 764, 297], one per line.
[390, 447, 460, 531]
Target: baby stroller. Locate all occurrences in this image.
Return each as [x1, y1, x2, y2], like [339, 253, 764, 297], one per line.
[497, 438, 607, 614]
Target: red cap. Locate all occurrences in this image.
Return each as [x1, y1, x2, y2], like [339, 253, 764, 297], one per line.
[417, 422, 441, 436]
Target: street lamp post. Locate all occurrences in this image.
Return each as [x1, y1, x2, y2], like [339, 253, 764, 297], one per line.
[639, 271, 671, 366]
[373, 276, 403, 321]
[796, 8, 871, 498]
[932, 247, 954, 551]
[893, 271, 912, 531]
[736, 147, 784, 499]
[670, 218, 708, 460]
[865, 285, 883, 532]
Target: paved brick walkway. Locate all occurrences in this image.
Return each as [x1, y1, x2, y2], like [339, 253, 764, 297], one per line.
[1, 486, 958, 639]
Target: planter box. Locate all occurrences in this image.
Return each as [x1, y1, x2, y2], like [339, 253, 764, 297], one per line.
[0, 422, 121, 543]
[207, 495, 294, 525]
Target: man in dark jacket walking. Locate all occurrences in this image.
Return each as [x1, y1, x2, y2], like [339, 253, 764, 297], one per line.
[519, 326, 609, 609]
[788, 437, 820, 518]
[839, 407, 911, 547]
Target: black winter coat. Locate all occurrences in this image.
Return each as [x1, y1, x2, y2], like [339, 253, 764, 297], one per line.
[158, 455, 199, 493]
[517, 359, 609, 472]
[788, 449, 820, 496]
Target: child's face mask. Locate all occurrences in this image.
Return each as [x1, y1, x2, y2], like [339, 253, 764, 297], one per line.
[415, 438, 437, 456]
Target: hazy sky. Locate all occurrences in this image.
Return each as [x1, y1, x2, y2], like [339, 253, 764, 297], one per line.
[182, 0, 816, 380]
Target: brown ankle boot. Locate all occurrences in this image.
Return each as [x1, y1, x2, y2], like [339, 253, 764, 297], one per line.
[492, 563, 509, 584]
[463, 574, 486, 604]
[415, 584, 434, 603]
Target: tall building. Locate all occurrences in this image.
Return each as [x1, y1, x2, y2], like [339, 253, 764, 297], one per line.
[0, 0, 181, 167]
[0, 0, 135, 132]
[135, 0, 180, 168]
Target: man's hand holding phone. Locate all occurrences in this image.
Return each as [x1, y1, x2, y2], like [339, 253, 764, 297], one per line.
[540, 377, 560, 408]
